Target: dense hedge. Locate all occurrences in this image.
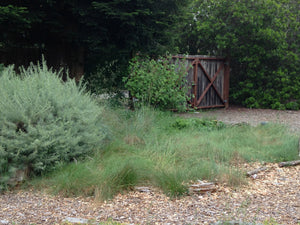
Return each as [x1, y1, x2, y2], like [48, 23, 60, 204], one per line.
[0, 62, 108, 190]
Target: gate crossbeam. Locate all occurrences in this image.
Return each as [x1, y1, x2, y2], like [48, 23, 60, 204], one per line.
[193, 60, 225, 106]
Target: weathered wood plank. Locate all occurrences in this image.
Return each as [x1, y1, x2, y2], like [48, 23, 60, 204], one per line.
[278, 160, 300, 167]
[246, 167, 268, 177]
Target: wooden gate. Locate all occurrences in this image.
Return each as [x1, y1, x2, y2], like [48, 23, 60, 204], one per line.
[173, 55, 230, 109]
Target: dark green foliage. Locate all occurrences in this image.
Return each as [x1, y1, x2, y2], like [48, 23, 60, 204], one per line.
[285, 102, 299, 110]
[179, 0, 300, 109]
[124, 55, 188, 111]
[85, 60, 128, 95]
[0, 61, 108, 190]
[90, 0, 188, 55]
[83, 0, 190, 93]
[0, 5, 31, 48]
[1, 0, 190, 89]
[0, 63, 4, 73]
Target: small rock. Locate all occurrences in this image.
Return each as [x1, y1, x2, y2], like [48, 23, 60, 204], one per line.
[43, 212, 53, 216]
[64, 217, 89, 224]
[260, 121, 268, 125]
[134, 186, 151, 193]
[17, 212, 25, 217]
[251, 174, 258, 179]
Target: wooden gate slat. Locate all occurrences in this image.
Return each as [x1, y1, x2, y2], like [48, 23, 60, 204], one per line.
[196, 62, 225, 106]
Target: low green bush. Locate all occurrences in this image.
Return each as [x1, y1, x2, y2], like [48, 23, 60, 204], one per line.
[0, 61, 108, 190]
[285, 101, 299, 110]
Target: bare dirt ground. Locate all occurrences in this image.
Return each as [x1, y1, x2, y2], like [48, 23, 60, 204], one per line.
[0, 106, 300, 225]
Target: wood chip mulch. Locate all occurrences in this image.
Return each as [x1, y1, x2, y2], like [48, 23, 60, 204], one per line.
[0, 163, 299, 225]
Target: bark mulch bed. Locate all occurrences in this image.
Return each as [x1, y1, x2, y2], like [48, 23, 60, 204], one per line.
[1, 165, 299, 224]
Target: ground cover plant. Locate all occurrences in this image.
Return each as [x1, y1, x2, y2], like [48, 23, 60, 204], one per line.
[0, 61, 108, 191]
[32, 106, 299, 200]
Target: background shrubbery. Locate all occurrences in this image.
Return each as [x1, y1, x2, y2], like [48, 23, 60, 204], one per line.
[0, 61, 108, 190]
[179, 0, 300, 109]
[86, 59, 128, 95]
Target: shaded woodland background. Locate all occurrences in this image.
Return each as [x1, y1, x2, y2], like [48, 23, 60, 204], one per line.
[0, 0, 299, 109]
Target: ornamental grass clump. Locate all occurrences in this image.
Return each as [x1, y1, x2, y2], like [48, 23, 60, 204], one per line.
[0, 61, 108, 190]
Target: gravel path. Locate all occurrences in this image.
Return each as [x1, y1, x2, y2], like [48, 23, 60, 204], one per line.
[0, 107, 300, 225]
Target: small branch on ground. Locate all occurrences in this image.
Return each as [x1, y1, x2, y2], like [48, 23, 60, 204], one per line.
[246, 167, 268, 177]
[278, 160, 300, 167]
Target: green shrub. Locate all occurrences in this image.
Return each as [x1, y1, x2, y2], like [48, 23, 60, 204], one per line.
[124, 55, 188, 111]
[0, 61, 108, 190]
[285, 101, 299, 110]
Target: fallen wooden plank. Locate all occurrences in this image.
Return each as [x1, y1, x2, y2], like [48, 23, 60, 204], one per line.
[189, 182, 216, 194]
[246, 167, 268, 177]
[278, 160, 300, 167]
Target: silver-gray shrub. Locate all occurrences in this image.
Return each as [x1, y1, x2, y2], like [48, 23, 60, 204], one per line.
[0, 61, 108, 188]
